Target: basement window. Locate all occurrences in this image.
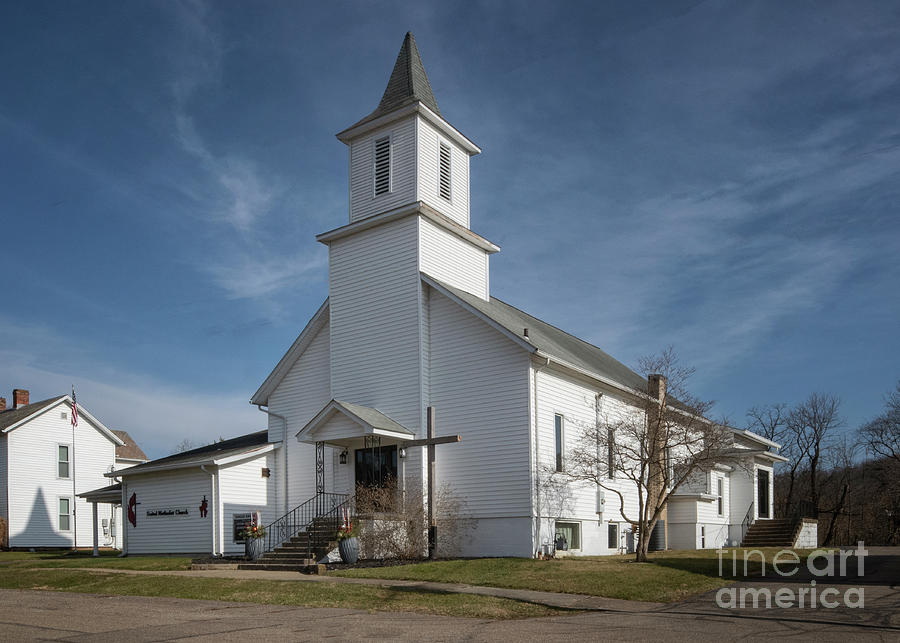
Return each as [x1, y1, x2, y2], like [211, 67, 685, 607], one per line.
[438, 142, 451, 201]
[608, 522, 619, 549]
[555, 521, 580, 550]
[701, 525, 706, 548]
[373, 136, 391, 196]
[233, 512, 252, 543]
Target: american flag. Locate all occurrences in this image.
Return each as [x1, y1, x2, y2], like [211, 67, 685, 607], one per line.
[71, 386, 78, 427]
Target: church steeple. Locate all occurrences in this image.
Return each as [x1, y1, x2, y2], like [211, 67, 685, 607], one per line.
[336, 33, 482, 230]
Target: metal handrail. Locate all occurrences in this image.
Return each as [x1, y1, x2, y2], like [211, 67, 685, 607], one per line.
[740, 501, 754, 544]
[260, 492, 351, 555]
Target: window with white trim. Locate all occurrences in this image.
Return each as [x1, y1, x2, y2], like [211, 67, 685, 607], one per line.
[373, 136, 391, 196]
[438, 142, 451, 200]
[700, 525, 706, 548]
[57, 444, 70, 479]
[608, 522, 619, 549]
[554, 414, 564, 472]
[59, 497, 72, 531]
[555, 521, 580, 550]
[717, 477, 724, 516]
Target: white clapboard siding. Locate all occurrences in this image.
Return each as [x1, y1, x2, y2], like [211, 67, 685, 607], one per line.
[427, 288, 531, 518]
[419, 217, 489, 300]
[6, 402, 117, 548]
[0, 433, 7, 523]
[269, 317, 332, 509]
[416, 116, 470, 228]
[349, 116, 417, 223]
[218, 452, 279, 555]
[534, 366, 642, 523]
[329, 215, 422, 432]
[123, 469, 212, 554]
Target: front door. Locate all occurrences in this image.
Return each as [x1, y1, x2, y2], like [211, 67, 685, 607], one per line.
[757, 469, 770, 518]
[354, 444, 398, 488]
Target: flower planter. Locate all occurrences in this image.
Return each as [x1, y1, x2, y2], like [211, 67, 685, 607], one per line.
[245, 537, 264, 561]
[338, 536, 359, 564]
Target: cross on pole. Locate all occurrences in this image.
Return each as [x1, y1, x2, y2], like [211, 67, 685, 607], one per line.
[401, 406, 461, 558]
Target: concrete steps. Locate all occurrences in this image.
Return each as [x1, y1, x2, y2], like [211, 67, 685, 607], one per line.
[741, 519, 800, 547]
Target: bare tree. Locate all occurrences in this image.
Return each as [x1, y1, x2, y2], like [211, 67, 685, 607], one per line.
[561, 348, 738, 562]
[746, 403, 789, 443]
[789, 393, 842, 513]
[174, 438, 198, 453]
[860, 382, 900, 464]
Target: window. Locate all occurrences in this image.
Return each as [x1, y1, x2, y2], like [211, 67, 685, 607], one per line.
[373, 136, 391, 196]
[355, 445, 398, 489]
[57, 444, 70, 478]
[717, 477, 724, 516]
[555, 521, 580, 550]
[607, 428, 616, 479]
[233, 513, 252, 543]
[58, 498, 71, 531]
[700, 525, 706, 548]
[554, 414, 564, 472]
[438, 142, 451, 200]
[608, 522, 619, 550]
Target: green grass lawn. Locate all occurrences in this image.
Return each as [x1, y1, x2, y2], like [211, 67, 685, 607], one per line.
[332, 548, 822, 603]
[0, 550, 191, 571]
[0, 568, 563, 620]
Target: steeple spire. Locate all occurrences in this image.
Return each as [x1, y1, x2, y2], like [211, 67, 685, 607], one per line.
[345, 32, 441, 131]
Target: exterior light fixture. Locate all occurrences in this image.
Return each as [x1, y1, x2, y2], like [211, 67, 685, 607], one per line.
[339, 450, 348, 465]
[399, 447, 407, 459]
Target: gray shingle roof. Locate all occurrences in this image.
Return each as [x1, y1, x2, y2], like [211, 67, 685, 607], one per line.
[112, 430, 271, 476]
[333, 400, 414, 435]
[0, 396, 66, 431]
[346, 32, 441, 131]
[426, 276, 649, 393]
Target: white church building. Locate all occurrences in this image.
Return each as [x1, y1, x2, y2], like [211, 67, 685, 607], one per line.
[106, 33, 788, 559]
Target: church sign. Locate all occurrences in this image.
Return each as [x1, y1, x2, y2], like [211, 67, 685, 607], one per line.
[145, 507, 190, 517]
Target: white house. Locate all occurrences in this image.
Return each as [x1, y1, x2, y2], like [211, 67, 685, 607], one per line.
[106, 33, 790, 559]
[0, 388, 146, 550]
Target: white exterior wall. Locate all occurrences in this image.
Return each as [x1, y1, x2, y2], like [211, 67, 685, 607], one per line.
[349, 116, 417, 223]
[329, 215, 422, 433]
[0, 433, 7, 526]
[418, 217, 489, 300]
[427, 289, 532, 556]
[794, 520, 818, 548]
[268, 317, 331, 511]
[6, 402, 117, 548]
[533, 365, 643, 556]
[123, 469, 213, 555]
[218, 452, 279, 556]
[416, 116, 470, 227]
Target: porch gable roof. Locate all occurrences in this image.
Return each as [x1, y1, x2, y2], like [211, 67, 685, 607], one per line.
[296, 399, 415, 444]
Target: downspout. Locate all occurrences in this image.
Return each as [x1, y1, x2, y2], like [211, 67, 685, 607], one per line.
[533, 356, 551, 557]
[201, 465, 217, 556]
[118, 478, 128, 557]
[257, 405, 288, 514]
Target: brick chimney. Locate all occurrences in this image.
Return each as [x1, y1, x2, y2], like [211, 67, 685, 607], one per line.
[0, 397, 6, 412]
[12, 389, 29, 409]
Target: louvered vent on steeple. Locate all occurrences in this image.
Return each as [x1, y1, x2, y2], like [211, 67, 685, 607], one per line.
[374, 136, 391, 196]
[439, 142, 451, 201]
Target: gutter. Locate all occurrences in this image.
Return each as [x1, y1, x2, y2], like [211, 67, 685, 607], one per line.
[257, 405, 289, 514]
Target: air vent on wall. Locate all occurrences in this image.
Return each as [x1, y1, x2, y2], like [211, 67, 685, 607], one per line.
[374, 136, 391, 196]
[439, 142, 451, 201]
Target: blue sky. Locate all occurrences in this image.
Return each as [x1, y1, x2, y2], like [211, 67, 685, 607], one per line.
[1, 1, 897, 459]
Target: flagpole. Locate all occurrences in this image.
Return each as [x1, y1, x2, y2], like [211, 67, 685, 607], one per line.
[71, 386, 77, 552]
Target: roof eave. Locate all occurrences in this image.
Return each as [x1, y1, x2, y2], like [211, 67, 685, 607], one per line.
[317, 201, 499, 253]
[336, 102, 481, 155]
[250, 299, 330, 406]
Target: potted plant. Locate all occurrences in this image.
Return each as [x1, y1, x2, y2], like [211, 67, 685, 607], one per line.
[336, 508, 359, 564]
[242, 521, 266, 561]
